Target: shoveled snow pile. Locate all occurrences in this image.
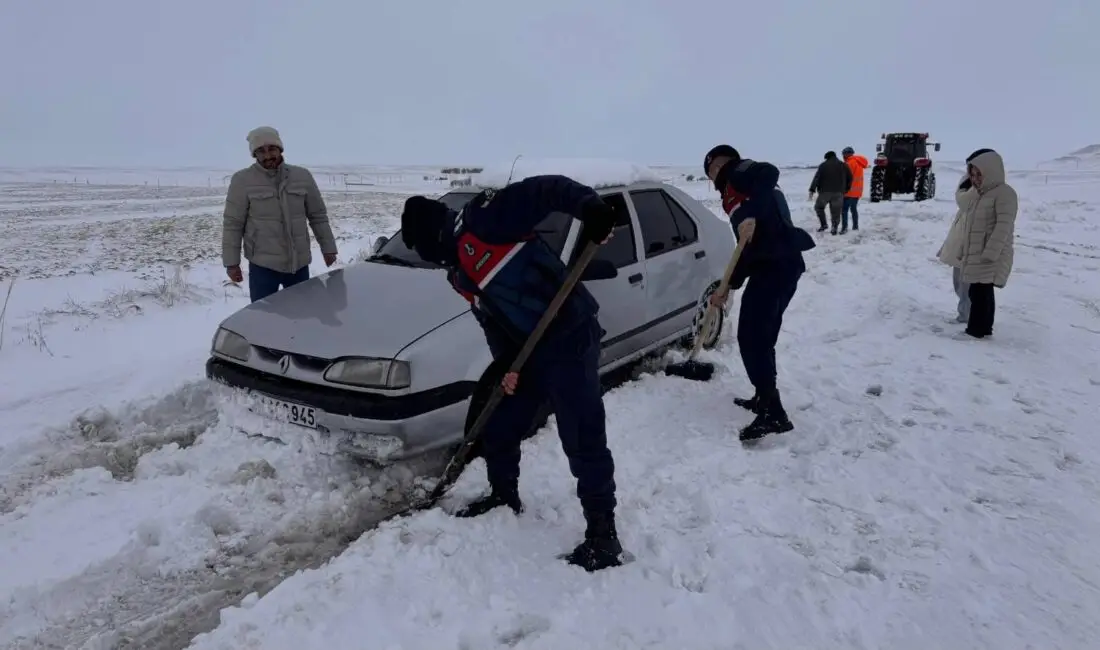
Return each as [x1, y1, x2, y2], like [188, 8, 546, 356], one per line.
[473, 157, 664, 189]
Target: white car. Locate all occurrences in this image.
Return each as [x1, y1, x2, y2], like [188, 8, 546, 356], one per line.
[206, 159, 735, 463]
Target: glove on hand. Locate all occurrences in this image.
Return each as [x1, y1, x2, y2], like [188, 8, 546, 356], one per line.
[580, 200, 617, 244]
[958, 178, 973, 191]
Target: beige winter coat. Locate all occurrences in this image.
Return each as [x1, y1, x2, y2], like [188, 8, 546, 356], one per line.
[937, 151, 1017, 287]
[936, 180, 976, 269]
[222, 162, 337, 274]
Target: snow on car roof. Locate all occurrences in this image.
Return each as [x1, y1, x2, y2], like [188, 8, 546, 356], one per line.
[472, 157, 664, 190]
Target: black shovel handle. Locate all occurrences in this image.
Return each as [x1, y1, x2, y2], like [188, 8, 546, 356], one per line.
[423, 240, 601, 505]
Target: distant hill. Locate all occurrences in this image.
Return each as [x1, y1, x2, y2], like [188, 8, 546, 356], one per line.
[1042, 144, 1100, 169]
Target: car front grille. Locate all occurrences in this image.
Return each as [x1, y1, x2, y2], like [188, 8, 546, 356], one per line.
[251, 345, 332, 372]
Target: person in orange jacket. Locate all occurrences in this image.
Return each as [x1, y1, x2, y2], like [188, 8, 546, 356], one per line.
[842, 147, 869, 232]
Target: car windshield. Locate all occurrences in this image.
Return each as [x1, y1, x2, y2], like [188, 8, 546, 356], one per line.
[370, 191, 481, 268]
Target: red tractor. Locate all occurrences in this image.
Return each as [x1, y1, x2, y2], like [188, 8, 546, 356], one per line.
[869, 132, 941, 203]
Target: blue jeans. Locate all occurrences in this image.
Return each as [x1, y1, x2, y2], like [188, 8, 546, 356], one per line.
[842, 197, 860, 230]
[952, 267, 971, 322]
[248, 263, 310, 302]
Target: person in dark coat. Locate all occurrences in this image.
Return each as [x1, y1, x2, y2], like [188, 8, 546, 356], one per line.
[808, 150, 854, 235]
[400, 174, 624, 572]
[703, 145, 816, 442]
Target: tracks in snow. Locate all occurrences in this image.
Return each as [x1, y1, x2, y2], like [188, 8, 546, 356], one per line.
[0, 382, 448, 650]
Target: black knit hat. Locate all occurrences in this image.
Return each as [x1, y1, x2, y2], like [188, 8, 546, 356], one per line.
[824, 150, 837, 159]
[966, 148, 996, 163]
[704, 144, 740, 175]
[401, 196, 449, 248]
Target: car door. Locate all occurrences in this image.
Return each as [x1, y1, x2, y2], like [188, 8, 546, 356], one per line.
[628, 187, 709, 346]
[565, 190, 649, 365]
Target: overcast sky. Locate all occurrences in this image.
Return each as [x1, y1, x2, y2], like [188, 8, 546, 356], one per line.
[1, 0, 1097, 168]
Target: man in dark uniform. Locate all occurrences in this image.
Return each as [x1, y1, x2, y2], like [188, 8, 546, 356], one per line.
[400, 174, 623, 571]
[703, 145, 816, 442]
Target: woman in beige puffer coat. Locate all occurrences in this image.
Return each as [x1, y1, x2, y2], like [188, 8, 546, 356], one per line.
[937, 148, 1017, 338]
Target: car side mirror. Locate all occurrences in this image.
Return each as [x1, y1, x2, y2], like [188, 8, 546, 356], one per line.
[372, 236, 389, 254]
[583, 259, 619, 281]
[875, 144, 883, 153]
[934, 143, 941, 152]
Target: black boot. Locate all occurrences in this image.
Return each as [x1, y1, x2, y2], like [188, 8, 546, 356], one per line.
[739, 389, 794, 443]
[733, 393, 760, 414]
[562, 510, 624, 572]
[453, 484, 523, 518]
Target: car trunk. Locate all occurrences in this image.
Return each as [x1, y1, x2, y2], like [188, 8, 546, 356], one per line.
[220, 262, 470, 360]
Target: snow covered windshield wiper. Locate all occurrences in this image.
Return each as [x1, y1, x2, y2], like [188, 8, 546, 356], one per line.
[369, 253, 418, 268]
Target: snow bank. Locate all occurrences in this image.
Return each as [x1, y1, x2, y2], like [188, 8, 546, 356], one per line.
[472, 157, 664, 189]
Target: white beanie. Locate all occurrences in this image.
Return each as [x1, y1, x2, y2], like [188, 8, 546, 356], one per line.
[247, 126, 284, 154]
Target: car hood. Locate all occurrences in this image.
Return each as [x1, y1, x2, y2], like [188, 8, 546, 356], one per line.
[220, 262, 470, 360]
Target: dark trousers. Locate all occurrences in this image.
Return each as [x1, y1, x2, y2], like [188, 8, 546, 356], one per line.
[480, 323, 616, 514]
[842, 197, 860, 230]
[814, 192, 843, 230]
[737, 266, 802, 394]
[248, 263, 310, 302]
[966, 283, 995, 337]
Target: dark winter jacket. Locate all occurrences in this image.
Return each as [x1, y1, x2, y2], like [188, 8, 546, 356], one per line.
[809, 157, 853, 195]
[442, 175, 605, 360]
[716, 160, 815, 289]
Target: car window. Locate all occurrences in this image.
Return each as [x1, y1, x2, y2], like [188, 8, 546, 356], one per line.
[534, 212, 572, 256]
[438, 191, 479, 212]
[373, 191, 570, 268]
[591, 192, 637, 268]
[663, 193, 699, 246]
[630, 189, 697, 258]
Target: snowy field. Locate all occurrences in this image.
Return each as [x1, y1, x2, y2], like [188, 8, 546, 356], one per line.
[1, 162, 1099, 649]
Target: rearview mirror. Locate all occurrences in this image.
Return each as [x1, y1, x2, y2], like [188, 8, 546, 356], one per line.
[372, 236, 389, 254]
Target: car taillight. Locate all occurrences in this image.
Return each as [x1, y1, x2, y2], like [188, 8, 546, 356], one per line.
[874, 156, 889, 167]
[914, 158, 931, 167]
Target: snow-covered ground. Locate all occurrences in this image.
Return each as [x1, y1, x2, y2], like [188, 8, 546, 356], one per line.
[1, 163, 1099, 649]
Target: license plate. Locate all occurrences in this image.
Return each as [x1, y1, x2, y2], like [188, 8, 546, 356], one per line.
[255, 395, 317, 428]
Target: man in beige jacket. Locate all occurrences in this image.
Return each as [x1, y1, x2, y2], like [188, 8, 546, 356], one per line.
[937, 148, 1017, 339]
[222, 126, 338, 302]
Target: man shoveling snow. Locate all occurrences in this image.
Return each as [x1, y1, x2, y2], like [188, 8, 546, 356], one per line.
[703, 145, 816, 443]
[399, 175, 626, 572]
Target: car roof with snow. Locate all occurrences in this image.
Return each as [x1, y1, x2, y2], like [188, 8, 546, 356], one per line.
[469, 157, 667, 191]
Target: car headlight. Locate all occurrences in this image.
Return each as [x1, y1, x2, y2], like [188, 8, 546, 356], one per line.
[324, 358, 411, 389]
[212, 327, 251, 361]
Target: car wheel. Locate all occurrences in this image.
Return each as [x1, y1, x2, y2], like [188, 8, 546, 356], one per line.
[683, 282, 725, 351]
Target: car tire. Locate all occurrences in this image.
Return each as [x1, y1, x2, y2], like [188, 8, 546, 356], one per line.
[682, 281, 725, 351]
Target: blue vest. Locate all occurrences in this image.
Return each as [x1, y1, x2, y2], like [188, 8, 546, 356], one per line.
[447, 218, 598, 345]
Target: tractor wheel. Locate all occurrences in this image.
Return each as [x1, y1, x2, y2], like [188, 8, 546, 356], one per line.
[914, 168, 933, 202]
[870, 167, 886, 203]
